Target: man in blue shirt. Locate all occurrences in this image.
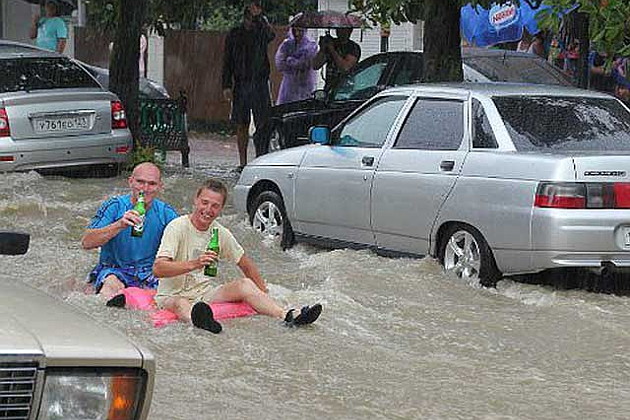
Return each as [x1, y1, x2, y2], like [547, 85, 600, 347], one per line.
[29, 0, 68, 53]
[82, 162, 178, 301]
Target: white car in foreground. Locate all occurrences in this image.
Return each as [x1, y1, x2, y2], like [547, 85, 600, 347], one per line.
[0, 232, 154, 419]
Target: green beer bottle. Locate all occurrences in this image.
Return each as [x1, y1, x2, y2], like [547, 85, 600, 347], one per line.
[131, 191, 146, 237]
[204, 227, 219, 277]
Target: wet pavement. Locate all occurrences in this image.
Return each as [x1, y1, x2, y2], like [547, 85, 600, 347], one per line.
[175, 131, 255, 169]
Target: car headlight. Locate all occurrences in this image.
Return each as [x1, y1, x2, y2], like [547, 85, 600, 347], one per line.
[39, 368, 146, 420]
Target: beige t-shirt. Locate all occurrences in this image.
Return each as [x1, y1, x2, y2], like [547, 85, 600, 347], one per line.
[155, 215, 244, 303]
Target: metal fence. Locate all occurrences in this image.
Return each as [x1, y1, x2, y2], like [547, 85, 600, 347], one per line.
[138, 94, 189, 166]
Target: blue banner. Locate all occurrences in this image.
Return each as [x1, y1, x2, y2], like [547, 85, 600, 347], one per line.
[461, 2, 550, 47]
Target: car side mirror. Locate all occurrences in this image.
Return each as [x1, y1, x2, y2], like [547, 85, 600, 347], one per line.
[313, 89, 327, 101]
[0, 232, 30, 255]
[308, 126, 331, 145]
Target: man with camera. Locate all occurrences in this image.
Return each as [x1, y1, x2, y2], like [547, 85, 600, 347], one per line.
[312, 28, 361, 92]
[222, 1, 275, 169]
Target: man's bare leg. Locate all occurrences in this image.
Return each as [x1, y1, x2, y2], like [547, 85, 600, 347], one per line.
[162, 296, 194, 322]
[211, 277, 285, 319]
[99, 275, 125, 299]
[236, 124, 249, 167]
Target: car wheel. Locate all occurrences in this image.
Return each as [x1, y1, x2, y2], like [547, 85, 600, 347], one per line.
[439, 224, 501, 287]
[249, 191, 295, 249]
[268, 127, 285, 152]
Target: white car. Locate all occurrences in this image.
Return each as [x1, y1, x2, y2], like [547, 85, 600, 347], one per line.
[235, 83, 630, 286]
[0, 232, 154, 419]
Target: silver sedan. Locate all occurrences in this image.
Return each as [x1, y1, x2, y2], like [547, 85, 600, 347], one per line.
[235, 83, 630, 285]
[0, 41, 131, 174]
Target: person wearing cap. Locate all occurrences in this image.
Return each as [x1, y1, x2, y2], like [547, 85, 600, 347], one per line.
[29, 0, 68, 53]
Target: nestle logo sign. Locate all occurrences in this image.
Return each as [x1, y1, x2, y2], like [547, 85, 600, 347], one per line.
[489, 4, 517, 27]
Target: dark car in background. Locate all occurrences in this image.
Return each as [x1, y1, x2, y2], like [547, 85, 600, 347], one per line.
[81, 62, 170, 99]
[268, 48, 572, 151]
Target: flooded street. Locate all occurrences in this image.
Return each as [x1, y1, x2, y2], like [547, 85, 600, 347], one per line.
[2, 153, 630, 419]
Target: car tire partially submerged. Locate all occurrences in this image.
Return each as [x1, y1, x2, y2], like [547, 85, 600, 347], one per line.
[249, 191, 294, 249]
[439, 224, 501, 287]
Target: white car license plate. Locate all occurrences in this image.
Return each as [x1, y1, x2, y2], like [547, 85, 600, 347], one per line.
[622, 226, 630, 248]
[34, 115, 90, 133]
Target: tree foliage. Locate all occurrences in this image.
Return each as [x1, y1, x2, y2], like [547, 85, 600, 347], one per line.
[349, 0, 629, 82]
[85, 0, 317, 33]
[349, 0, 629, 58]
[538, 0, 630, 58]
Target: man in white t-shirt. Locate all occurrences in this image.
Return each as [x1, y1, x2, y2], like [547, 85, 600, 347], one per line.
[153, 179, 322, 333]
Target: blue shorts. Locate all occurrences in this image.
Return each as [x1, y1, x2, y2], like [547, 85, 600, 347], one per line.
[88, 263, 159, 293]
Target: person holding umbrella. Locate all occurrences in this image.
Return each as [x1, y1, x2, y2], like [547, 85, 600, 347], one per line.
[312, 27, 361, 92]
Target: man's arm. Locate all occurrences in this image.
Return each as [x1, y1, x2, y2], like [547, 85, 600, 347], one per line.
[81, 210, 141, 250]
[312, 48, 327, 70]
[237, 254, 267, 293]
[222, 31, 234, 91]
[153, 253, 213, 278]
[56, 38, 67, 54]
[55, 19, 68, 54]
[260, 15, 275, 44]
[326, 43, 358, 72]
[29, 14, 39, 39]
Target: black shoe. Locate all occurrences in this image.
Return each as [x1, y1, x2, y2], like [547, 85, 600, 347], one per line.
[191, 302, 222, 334]
[106, 294, 126, 308]
[284, 304, 322, 327]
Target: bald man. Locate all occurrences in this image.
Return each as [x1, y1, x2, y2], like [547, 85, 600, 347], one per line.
[82, 163, 178, 300]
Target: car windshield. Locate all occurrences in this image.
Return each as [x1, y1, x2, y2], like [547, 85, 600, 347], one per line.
[0, 57, 100, 93]
[464, 55, 570, 85]
[494, 96, 630, 151]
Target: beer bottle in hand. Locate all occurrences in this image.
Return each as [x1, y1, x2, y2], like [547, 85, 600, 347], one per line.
[204, 227, 219, 277]
[131, 191, 146, 237]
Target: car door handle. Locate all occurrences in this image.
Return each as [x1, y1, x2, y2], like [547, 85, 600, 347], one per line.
[362, 156, 375, 166]
[440, 160, 455, 171]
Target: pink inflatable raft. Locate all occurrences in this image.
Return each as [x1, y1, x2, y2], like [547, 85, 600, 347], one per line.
[119, 287, 258, 327]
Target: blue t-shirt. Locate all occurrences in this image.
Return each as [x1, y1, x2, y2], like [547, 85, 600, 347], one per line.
[35, 17, 68, 51]
[88, 195, 178, 269]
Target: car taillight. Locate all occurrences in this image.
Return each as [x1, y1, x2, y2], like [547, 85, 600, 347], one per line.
[111, 101, 127, 129]
[613, 183, 630, 208]
[0, 108, 10, 137]
[535, 182, 630, 209]
[535, 182, 586, 208]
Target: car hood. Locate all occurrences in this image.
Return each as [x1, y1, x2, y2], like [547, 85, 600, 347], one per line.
[248, 145, 312, 167]
[0, 277, 146, 367]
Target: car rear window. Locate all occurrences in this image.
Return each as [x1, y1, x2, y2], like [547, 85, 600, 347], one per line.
[493, 96, 630, 151]
[0, 57, 100, 93]
[464, 55, 571, 86]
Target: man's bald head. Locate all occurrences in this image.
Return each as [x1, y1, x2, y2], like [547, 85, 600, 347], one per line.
[132, 162, 162, 181]
[128, 162, 163, 204]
